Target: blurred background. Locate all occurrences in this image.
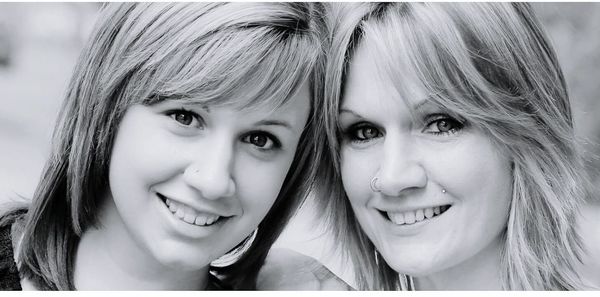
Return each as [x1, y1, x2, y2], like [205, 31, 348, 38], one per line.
[1, 3, 599, 288]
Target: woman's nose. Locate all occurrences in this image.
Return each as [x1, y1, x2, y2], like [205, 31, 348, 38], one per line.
[377, 135, 427, 197]
[183, 138, 236, 200]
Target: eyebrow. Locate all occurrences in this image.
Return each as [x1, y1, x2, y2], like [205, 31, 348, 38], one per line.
[159, 95, 211, 112]
[255, 119, 293, 130]
[180, 101, 210, 113]
[339, 97, 432, 118]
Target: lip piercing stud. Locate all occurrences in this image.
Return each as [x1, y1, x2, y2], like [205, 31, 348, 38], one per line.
[442, 189, 447, 194]
[370, 177, 381, 193]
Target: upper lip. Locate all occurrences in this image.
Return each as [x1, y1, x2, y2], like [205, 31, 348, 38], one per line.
[156, 192, 237, 218]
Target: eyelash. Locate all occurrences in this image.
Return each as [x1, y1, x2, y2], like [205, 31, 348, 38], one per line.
[242, 131, 282, 152]
[342, 113, 465, 143]
[166, 108, 282, 151]
[343, 122, 382, 144]
[423, 114, 465, 136]
[165, 108, 204, 129]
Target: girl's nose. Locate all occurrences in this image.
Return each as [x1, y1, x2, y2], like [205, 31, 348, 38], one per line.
[183, 139, 236, 200]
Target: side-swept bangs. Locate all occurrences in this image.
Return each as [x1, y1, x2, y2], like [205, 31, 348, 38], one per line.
[113, 3, 321, 112]
[342, 2, 588, 290]
[362, 3, 574, 158]
[17, 2, 326, 290]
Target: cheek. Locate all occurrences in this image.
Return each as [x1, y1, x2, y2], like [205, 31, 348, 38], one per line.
[110, 126, 179, 192]
[340, 147, 375, 204]
[235, 154, 294, 218]
[428, 135, 511, 198]
[428, 137, 512, 229]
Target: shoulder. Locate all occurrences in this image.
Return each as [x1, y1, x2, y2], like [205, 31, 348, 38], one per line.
[0, 221, 23, 290]
[257, 248, 351, 290]
[578, 201, 600, 288]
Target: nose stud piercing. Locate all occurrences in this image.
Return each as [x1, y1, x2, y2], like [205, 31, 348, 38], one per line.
[370, 177, 381, 193]
[442, 189, 447, 194]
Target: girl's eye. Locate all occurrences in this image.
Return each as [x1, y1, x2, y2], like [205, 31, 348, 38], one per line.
[346, 123, 382, 142]
[242, 132, 280, 150]
[423, 115, 464, 136]
[166, 109, 203, 128]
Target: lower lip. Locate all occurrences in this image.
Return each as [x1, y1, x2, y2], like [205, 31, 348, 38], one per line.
[381, 207, 451, 236]
[156, 194, 229, 239]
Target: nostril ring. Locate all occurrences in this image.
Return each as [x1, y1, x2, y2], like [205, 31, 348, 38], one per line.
[370, 176, 381, 193]
[442, 189, 447, 194]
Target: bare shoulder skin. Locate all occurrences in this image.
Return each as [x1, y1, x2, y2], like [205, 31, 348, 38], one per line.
[257, 248, 352, 290]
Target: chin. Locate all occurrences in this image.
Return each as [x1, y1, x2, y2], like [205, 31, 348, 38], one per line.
[151, 246, 213, 271]
[381, 250, 446, 277]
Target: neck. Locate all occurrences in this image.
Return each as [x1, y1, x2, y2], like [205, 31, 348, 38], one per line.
[74, 198, 209, 290]
[413, 236, 504, 290]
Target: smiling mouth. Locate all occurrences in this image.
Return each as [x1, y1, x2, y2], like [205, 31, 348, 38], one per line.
[157, 193, 228, 227]
[380, 205, 452, 226]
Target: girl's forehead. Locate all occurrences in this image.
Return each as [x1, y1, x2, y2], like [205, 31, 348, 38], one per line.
[150, 78, 307, 114]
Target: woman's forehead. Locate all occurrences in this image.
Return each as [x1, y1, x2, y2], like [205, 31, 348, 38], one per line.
[344, 38, 429, 105]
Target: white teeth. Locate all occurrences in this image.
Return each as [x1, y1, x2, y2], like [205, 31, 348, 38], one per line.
[183, 211, 196, 224]
[415, 209, 425, 222]
[206, 216, 218, 225]
[194, 216, 207, 226]
[389, 212, 405, 225]
[386, 205, 450, 225]
[164, 198, 221, 226]
[175, 208, 185, 219]
[424, 208, 434, 219]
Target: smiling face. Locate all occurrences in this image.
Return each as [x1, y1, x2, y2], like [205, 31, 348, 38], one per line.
[338, 42, 513, 277]
[100, 82, 310, 273]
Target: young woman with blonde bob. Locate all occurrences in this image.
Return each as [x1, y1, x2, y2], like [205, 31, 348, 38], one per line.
[315, 2, 596, 290]
[0, 2, 329, 290]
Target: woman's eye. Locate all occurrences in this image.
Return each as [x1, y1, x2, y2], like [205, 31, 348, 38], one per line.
[166, 109, 203, 128]
[242, 132, 280, 150]
[424, 116, 464, 136]
[347, 123, 381, 142]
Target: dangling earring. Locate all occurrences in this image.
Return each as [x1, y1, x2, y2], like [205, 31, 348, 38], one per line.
[374, 249, 380, 265]
[211, 228, 258, 267]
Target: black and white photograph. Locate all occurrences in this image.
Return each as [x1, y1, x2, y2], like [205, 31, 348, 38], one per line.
[0, 2, 599, 291]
